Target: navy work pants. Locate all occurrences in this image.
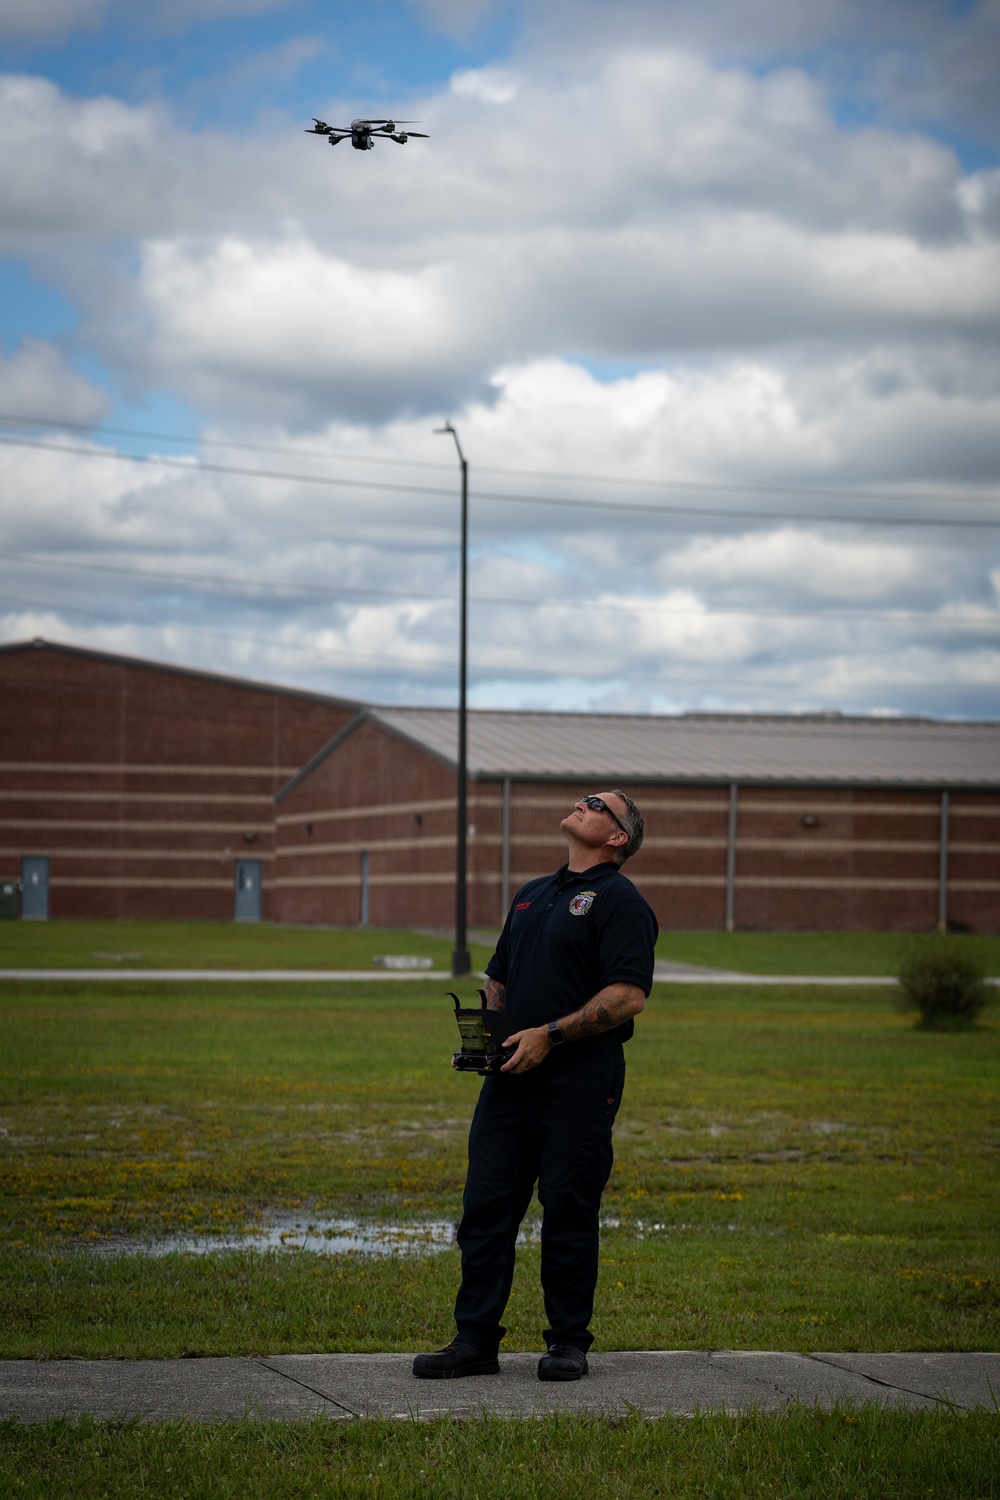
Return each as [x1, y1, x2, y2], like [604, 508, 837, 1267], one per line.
[454, 1043, 626, 1355]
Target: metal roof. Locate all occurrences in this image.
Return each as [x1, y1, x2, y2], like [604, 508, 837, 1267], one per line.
[369, 707, 1000, 787]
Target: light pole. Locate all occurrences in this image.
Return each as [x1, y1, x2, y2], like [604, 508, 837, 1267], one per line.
[435, 421, 471, 978]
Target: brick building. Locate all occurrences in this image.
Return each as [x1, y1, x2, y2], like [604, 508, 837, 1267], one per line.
[0, 639, 358, 920]
[3, 639, 998, 931]
[273, 707, 1000, 934]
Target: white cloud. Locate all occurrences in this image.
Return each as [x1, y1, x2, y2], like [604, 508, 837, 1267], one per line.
[1, 10, 998, 717]
[1, 354, 996, 717]
[450, 67, 520, 104]
[957, 165, 1000, 238]
[135, 236, 480, 420]
[0, 0, 290, 42]
[519, 0, 1000, 158]
[102, 209, 1000, 429]
[663, 528, 926, 602]
[3, 47, 994, 436]
[0, 339, 109, 426]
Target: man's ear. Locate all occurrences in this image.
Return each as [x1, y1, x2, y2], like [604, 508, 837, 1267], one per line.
[609, 828, 627, 848]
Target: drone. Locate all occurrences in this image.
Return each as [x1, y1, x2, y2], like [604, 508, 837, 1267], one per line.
[306, 117, 429, 150]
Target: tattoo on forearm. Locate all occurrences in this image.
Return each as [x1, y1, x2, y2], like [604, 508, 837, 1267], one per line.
[559, 983, 644, 1041]
[566, 1003, 614, 1039]
[483, 978, 506, 1011]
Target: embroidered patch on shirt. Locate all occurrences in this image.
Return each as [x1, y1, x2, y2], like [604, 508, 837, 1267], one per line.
[568, 890, 597, 916]
[516, 901, 532, 911]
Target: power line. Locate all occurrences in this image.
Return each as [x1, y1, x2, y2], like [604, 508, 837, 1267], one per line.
[2, 408, 998, 509]
[0, 412, 459, 473]
[480, 489, 1000, 528]
[2, 430, 999, 530]
[0, 551, 445, 604]
[2, 590, 996, 694]
[1, 550, 996, 628]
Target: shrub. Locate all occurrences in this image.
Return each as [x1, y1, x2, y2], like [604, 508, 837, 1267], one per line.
[897, 936, 991, 1030]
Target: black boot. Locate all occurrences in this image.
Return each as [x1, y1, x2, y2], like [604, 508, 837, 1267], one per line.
[412, 1341, 500, 1379]
[537, 1344, 589, 1382]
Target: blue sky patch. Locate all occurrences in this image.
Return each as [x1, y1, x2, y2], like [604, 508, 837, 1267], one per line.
[8, 1, 519, 129]
[0, 260, 78, 354]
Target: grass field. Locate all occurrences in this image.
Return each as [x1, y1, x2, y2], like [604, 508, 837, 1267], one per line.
[3, 920, 999, 975]
[657, 928, 1000, 976]
[0, 921, 497, 973]
[2, 1408, 998, 1499]
[2, 972, 997, 1360]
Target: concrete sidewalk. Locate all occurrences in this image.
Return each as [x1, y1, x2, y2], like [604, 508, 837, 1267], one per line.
[0, 969, 455, 982]
[2, 1353, 997, 1422]
[3, 966, 996, 986]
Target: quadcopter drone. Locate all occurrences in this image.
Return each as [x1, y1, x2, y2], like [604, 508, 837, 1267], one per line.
[306, 117, 429, 150]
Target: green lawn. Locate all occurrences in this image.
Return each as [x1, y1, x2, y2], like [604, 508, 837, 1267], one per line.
[1, 978, 997, 1359]
[2, 920, 998, 976]
[0, 921, 496, 973]
[655, 929, 1000, 976]
[2, 1409, 997, 1500]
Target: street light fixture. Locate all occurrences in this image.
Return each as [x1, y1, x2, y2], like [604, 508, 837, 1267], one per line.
[434, 420, 471, 978]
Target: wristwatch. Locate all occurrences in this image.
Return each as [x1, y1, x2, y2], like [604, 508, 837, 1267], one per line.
[547, 1021, 566, 1046]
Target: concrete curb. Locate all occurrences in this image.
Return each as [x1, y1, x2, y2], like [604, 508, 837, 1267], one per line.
[2, 1352, 997, 1422]
[0, 969, 457, 982]
[2, 969, 996, 986]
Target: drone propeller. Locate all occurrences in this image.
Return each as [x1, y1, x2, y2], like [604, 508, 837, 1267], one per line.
[306, 118, 332, 134]
[389, 131, 429, 142]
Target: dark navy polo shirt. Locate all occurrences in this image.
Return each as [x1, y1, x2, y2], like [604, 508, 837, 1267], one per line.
[485, 862, 658, 1050]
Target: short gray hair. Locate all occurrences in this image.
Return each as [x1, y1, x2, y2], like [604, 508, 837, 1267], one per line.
[610, 789, 644, 865]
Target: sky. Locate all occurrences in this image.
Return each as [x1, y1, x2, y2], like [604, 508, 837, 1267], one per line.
[1, 0, 998, 719]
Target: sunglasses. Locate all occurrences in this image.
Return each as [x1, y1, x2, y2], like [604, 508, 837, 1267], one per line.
[580, 795, 630, 840]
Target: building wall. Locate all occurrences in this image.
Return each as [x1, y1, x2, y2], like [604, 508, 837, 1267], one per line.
[275, 737, 1000, 934]
[274, 718, 462, 927]
[945, 793, 1000, 935]
[0, 642, 356, 920]
[726, 788, 946, 932]
[5, 645, 997, 933]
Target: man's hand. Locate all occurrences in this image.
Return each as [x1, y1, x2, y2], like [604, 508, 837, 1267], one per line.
[499, 1025, 551, 1074]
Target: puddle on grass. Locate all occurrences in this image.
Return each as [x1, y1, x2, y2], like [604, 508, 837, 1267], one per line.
[99, 1214, 741, 1258]
[111, 1216, 460, 1258]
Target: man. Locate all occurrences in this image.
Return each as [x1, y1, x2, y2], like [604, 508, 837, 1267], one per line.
[413, 789, 658, 1383]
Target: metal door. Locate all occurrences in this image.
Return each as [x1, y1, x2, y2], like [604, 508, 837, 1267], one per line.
[21, 856, 50, 920]
[234, 859, 262, 922]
